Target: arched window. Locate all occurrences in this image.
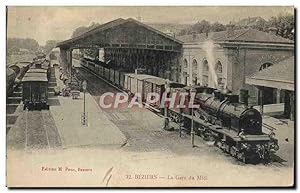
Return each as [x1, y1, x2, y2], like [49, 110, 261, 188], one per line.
[259, 62, 273, 71]
[192, 59, 198, 85]
[203, 59, 209, 71]
[216, 60, 222, 73]
[183, 59, 188, 68]
[192, 59, 198, 71]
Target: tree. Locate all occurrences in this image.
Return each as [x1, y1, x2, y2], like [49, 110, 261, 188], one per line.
[44, 40, 59, 54]
[245, 13, 294, 40]
[71, 22, 101, 38]
[191, 20, 211, 34]
[210, 22, 226, 32]
[7, 38, 39, 53]
[270, 13, 294, 40]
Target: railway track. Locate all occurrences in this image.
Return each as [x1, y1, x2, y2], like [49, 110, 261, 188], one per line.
[24, 110, 62, 150]
[6, 84, 23, 134]
[25, 110, 49, 149]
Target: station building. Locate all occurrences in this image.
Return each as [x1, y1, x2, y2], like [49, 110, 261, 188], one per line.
[176, 27, 294, 106]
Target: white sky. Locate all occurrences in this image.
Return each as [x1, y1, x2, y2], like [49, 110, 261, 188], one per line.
[7, 6, 294, 45]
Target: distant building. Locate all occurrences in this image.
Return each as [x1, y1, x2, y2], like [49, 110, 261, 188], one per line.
[176, 27, 294, 106]
[234, 16, 266, 27]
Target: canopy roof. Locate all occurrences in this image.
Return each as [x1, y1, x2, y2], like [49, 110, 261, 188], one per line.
[245, 56, 294, 91]
[57, 18, 183, 52]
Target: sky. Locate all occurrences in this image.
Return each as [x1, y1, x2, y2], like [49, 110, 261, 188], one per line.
[7, 6, 294, 45]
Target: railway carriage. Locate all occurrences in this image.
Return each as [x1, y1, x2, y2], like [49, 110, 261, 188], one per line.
[22, 72, 49, 110]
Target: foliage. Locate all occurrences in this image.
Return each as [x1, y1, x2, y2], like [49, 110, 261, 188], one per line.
[258, 13, 294, 40]
[178, 13, 294, 40]
[7, 38, 39, 55]
[71, 22, 100, 38]
[178, 20, 226, 35]
[43, 40, 59, 54]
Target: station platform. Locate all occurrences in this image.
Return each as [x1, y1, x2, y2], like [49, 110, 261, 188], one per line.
[262, 116, 294, 165]
[50, 67, 127, 148]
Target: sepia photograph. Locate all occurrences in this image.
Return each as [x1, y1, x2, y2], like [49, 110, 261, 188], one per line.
[5, 6, 295, 187]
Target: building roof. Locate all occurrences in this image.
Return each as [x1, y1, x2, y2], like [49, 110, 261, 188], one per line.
[176, 28, 294, 44]
[245, 56, 294, 91]
[27, 68, 48, 73]
[22, 76, 48, 82]
[24, 72, 46, 77]
[57, 18, 183, 48]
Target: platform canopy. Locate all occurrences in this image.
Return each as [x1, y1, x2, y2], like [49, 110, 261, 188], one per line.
[245, 56, 294, 91]
[57, 18, 183, 52]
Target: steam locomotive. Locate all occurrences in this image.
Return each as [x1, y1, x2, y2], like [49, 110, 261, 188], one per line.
[172, 86, 279, 164]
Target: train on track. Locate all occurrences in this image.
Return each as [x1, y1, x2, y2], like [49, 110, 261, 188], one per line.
[21, 59, 50, 110]
[80, 57, 279, 164]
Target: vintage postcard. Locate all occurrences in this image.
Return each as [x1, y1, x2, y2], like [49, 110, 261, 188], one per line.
[6, 6, 295, 187]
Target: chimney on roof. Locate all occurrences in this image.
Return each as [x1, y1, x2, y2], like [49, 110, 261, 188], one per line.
[226, 23, 235, 38]
[268, 27, 277, 35]
[191, 31, 197, 41]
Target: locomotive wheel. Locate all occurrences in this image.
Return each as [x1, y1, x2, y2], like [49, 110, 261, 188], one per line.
[243, 151, 260, 164]
[262, 152, 271, 164]
[230, 146, 237, 158]
[224, 144, 230, 153]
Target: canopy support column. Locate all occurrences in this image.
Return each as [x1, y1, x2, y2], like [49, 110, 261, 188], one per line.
[59, 48, 68, 76]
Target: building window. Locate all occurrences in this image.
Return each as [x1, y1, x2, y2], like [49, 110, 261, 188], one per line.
[192, 59, 198, 85]
[216, 60, 222, 74]
[202, 75, 209, 86]
[183, 59, 188, 68]
[192, 74, 198, 85]
[259, 62, 273, 71]
[203, 59, 209, 72]
[192, 59, 198, 71]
